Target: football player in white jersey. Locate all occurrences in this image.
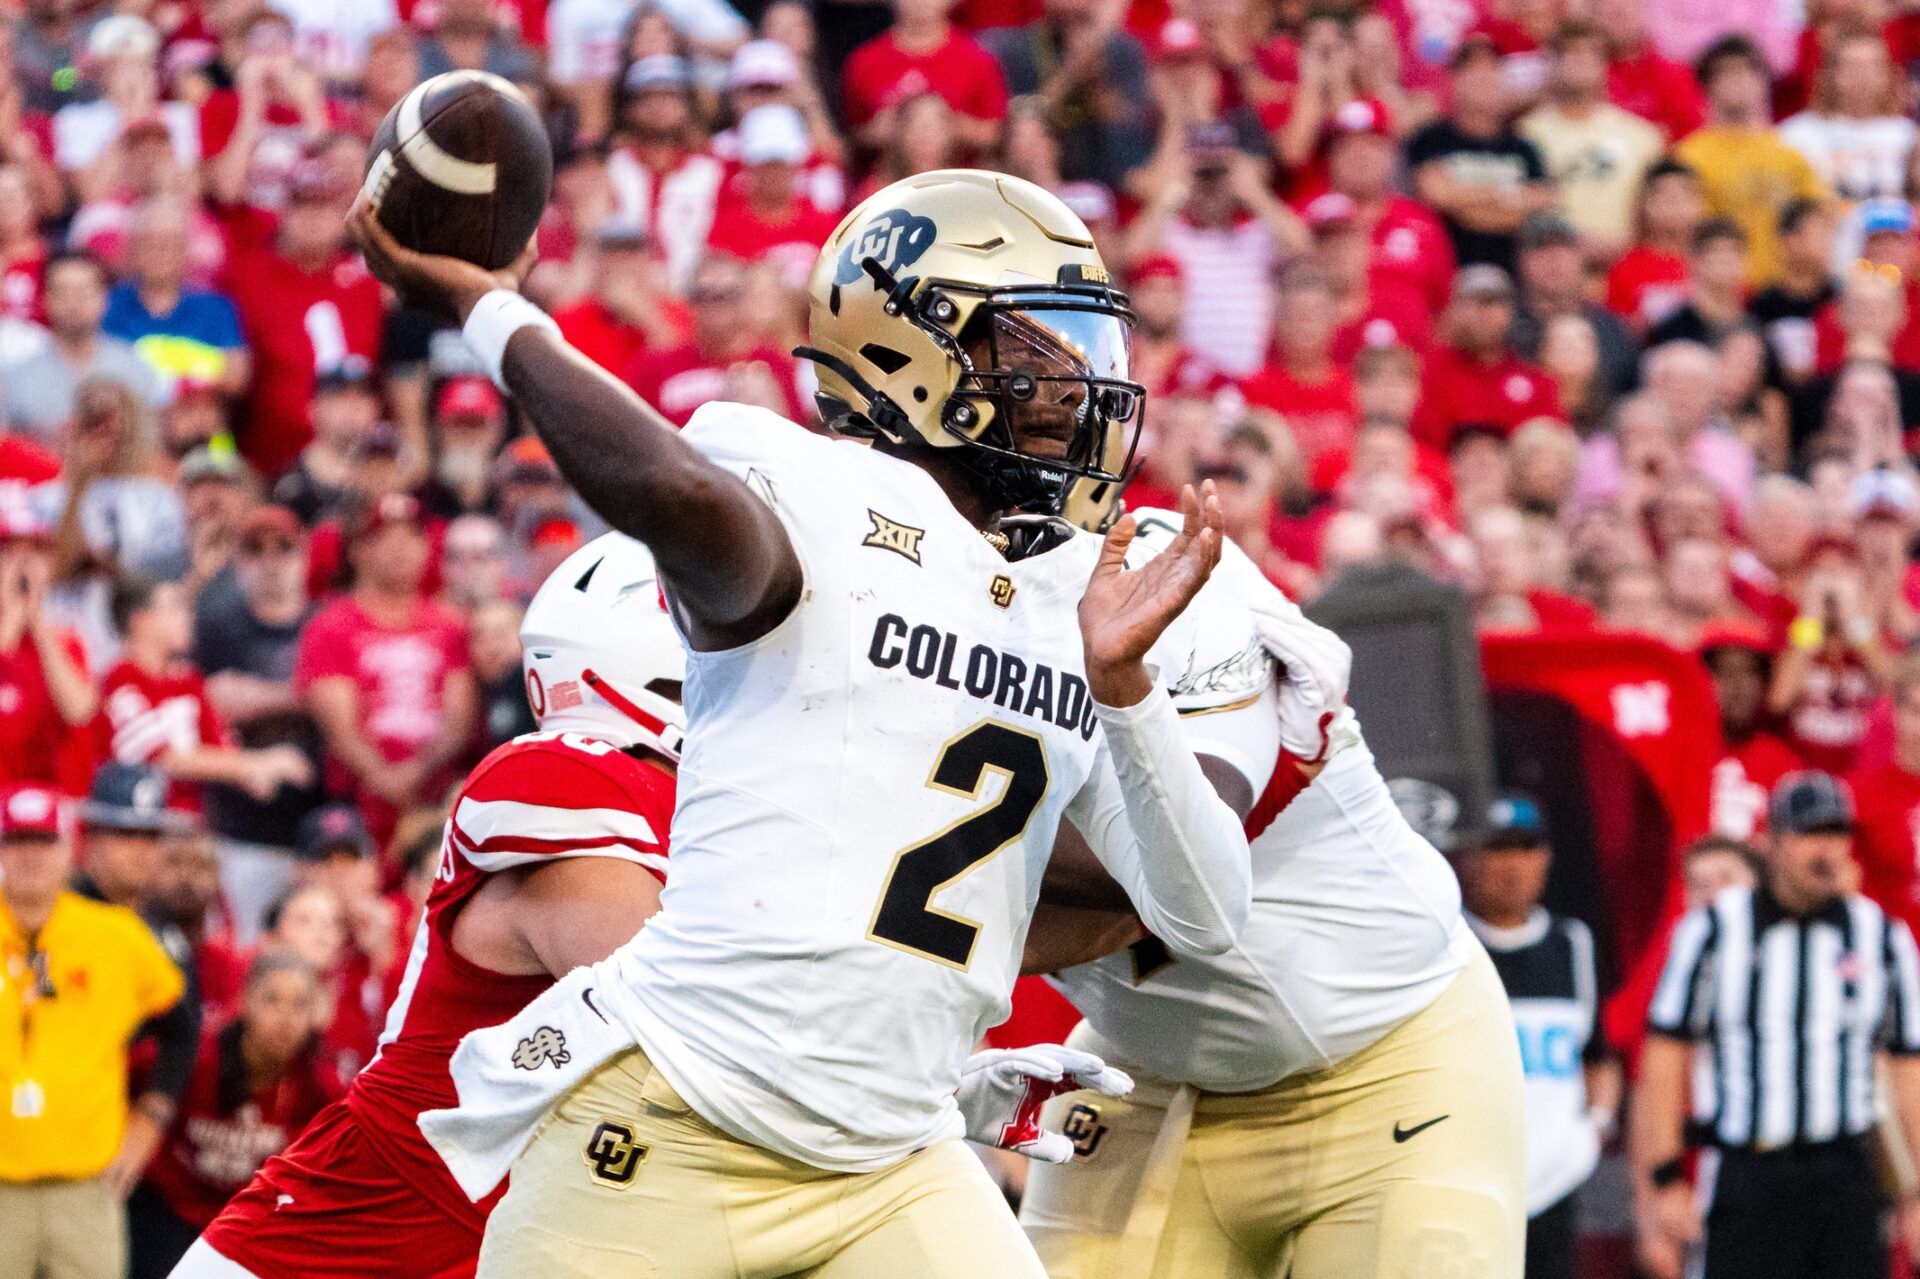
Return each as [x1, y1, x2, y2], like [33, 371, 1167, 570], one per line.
[346, 170, 1254, 1278]
[1015, 505, 1529, 1279]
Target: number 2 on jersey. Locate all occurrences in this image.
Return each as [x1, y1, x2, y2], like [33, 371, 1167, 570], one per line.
[868, 721, 1051, 970]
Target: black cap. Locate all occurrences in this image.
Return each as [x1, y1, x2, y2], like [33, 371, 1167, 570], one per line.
[1769, 771, 1854, 835]
[80, 762, 191, 833]
[297, 803, 375, 861]
[1472, 791, 1549, 851]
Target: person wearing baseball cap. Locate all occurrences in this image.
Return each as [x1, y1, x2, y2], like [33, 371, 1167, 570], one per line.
[423, 375, 510, 519]
[0, 781, 187, 1278]
[1415, 264, 1564, 450]
[1455, 791, 1621, 1279]
[1699, 620, 1802, 842]
[1639, 768, 1920, 1279]
[706, 105, 842, 286]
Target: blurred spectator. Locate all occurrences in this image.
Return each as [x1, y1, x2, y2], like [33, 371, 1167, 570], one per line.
[192, 505, 322, 942]
[256, 876, 385, 1085]
[419, 376, 508, 520]
[1510, 212, 1640, 400]
[711, 40, 847, 192]
[1, 252, 159, 445]
[1599, 0, 1707, 142]
[0, 512, 95, 790]
[176, 445, 261, 605]
[441, 514, 510, 613]
[52, 17, 198, 205]
[1404, 34, 1553, 273]
[1125, 124, 1305, 376]
[551, 224, 690, 377]
[1705, 622, 1805, 840]
[624, 253, 806, 425]
[98, 575, 312, 810]
[199, 13, 333, 212]
[1648, 219, 1761, 354]
[1263, 10, 1384, 205]
[0, 782, 185, 1279]
[127, 949, 337, 1279]
[102, 197, 250, 404]
[293, 494, 475, 846]
[1325, 99, 1455, 315]
[1509, 418, 1580, 517]
[470, 596, 534, 750]
[1588, 345, 1754, 511]
[605, 56, 725, 291]
[1241, 260, 1357, 467]
[0, 164, 46, 324]
[1812, 202, 1920, 376]
[1457, 793, 1620, 1279]
[983, 0, 1149, 190]
[1537, 313, 1609, 436]
[271, 359, 384, 526]
[1606, 158, 1704, 334]
[1850, 658, 1920, 931]
[222, 163, 382, 478]
[1469, 504, 1595, 633]
[706, 105, 843, 289]
[842, 0, 1008, 157]
[1518, 21, 1665, 259]
[1304, 193, 1432, 362]
[144, 825, 240, 1011]
[1119, 255, 1225, 401]
[1778, 27, 1914, 224]
[1413, 265, 1562, 451]
[415, 0, 537, 84]
[1749, 198, 1839, 386]
[1770, 536, 1896, 772]
[1677, 36, 1828, 284]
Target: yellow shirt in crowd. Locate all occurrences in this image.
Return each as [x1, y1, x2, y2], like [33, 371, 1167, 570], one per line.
[0, 892, 182, 1182]
[1676, 125, 1829, 284]
[1519, 104, 1667, 250]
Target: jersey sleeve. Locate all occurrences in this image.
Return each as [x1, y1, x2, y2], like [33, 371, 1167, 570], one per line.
[1646, 905, 1718, 1041]
[448, 738, 670, 881]
[1883, 915, 1920, 1056]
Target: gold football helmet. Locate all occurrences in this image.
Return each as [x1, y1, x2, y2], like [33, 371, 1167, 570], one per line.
[798, 169, 1143, 513]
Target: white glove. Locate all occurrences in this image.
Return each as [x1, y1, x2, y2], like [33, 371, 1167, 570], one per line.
[1250, 595, 1353, 763]
[955, 1044, 1133, 1164]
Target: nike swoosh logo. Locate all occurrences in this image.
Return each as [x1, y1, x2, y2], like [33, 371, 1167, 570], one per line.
[1392, 1115, 1449, 1143]
[581, 989, 607, 1024]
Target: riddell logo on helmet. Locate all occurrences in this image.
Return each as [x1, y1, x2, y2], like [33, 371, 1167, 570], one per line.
[834, 209, 937, 286]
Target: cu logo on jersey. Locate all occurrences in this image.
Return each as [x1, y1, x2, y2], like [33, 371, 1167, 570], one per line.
[989, 575, 1017, 610]
[583, 1121, 648, 1187]
[1062, 1103, 1108, 1159]
[834, 209, 937, 286]
[511, 1026, 571, 1071]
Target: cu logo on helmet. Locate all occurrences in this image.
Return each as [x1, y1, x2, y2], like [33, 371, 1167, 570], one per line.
[834, 209, 937, 286]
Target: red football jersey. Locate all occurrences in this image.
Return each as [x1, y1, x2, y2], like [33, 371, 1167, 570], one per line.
[201, 731, 674, 1277]
[141, 1021, 341, 1230]
[0, 628, 94, 793]
[96, 659, 227, 809]
[1368, 196, 1456, 315]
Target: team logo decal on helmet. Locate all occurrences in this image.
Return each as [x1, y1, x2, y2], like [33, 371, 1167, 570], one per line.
[834, 209, 937, 287]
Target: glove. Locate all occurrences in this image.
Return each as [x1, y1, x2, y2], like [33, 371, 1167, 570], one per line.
[955, 1044, 1133, 1164]
[1249, 595, 1353, 764]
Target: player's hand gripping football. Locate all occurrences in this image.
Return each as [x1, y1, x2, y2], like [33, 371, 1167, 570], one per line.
[346, 199, 537, 322]
[955, 1044, 1132, 1164]
[1079, 481, 1223, 708]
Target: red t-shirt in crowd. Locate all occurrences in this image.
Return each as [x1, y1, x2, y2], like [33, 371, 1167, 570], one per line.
[1527, 588, 1598, 632]
[1787, 650, 1877, 775]
[1710, 730, 1804, 842]
[1, 246, 44, 323]
[705, 197, 842, 288]
[141, 1022, 340, 1230]
[1329, 274, 1434, 364]
[222, 248, 385, 478]
[840, 28, 1010, 129]
[625, 341, 806, 426]
[1412, 345, 1563, 451]
[96, 659, 228, 811]
[0, 629, 93, 793]
[1812, 282, 1920, 374]
[291, 595, 470, 799]
[1240, 361, 1359, 464]
[1606, 246, 1691, 333]
[1608, 47, 1707, 141]
[1368, 196, 1456, 315]
[1851, 759, 1920, 931]
[1259, 95, 1393, 204]
[552, 296, 691, 379]
[0, 433, 60, 486]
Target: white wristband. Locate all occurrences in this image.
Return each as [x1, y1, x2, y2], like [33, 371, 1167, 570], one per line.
[463, 290, 560, 389]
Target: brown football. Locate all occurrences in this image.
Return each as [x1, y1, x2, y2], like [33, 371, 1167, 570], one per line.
[362, 71, 553, 271]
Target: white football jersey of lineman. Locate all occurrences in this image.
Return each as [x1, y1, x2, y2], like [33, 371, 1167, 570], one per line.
[590, 405, 1212, 1171]
[1049, 516, 1476, 1093]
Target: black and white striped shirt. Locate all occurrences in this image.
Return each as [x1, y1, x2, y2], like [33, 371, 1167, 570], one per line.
[1648, 885, 1920, 1150]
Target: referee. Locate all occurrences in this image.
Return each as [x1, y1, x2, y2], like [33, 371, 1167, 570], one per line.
[1632, 771, 1920, 1279]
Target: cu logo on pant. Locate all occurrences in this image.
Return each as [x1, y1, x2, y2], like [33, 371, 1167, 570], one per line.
[584, 1120, 648, 1187]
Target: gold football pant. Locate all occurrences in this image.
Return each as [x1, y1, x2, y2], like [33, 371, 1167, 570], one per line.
[477, 1046, 1046, 1279]
[1020, 944, 1526, 1279]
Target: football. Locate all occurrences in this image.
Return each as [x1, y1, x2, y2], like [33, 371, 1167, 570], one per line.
[361, 71, 553, 272]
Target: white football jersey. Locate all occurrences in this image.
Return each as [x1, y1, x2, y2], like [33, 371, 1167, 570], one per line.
[1049, 516, 1475, 1093]
[586, 407, 1230, 1171]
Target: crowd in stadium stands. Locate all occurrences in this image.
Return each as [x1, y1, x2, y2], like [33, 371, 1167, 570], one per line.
[13, 0, 1920, 1269]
